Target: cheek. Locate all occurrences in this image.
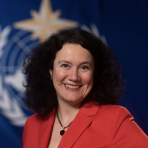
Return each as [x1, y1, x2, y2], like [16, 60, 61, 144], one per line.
[81, 73, 93, 85]
[53, 69, 67, 82]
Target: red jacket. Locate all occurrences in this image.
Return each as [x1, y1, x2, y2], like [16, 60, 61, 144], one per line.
[23, 103, 148, 148]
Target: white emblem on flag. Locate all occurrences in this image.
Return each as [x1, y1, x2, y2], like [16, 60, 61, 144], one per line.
[81, 23, 107, 43]
[13, 0, 78, 42]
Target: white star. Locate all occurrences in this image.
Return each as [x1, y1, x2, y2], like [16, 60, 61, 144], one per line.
[13, 0, 78, 42]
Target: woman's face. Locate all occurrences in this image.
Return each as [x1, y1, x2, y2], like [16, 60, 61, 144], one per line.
[49, 43, 94, 106]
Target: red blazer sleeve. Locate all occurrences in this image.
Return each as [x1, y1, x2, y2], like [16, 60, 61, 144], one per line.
[23, 114, 41, 148]
[110, 106, 148, 147]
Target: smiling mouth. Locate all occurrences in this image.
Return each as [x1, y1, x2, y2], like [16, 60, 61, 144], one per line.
[64, 84, 82, 89]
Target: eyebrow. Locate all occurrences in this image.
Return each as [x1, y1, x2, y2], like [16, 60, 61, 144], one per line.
[58, 60, 71, 65]
[58, 60, 93, 66]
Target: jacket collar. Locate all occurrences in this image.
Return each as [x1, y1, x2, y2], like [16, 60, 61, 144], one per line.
[38, 103, 99, 148]
[80, 102, 99, 116]
[58, 103, 99, 148]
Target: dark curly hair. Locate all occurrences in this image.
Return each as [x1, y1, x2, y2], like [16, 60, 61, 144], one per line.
[22, 29, 126, 114]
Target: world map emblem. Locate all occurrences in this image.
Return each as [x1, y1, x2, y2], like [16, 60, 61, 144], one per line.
[0, 27, 39, 126]
[0, 0, 104, 127]
[0, 0, 78, 126]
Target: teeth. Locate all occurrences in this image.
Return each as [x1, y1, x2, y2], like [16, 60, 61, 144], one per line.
[65, 84, 81, 89]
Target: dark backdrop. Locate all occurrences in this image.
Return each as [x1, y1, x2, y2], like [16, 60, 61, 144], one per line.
[0, 0, 148, 147]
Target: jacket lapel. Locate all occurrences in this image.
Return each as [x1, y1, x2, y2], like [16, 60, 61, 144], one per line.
[38, 108, 56, 148]
[58, 103, 99, 148]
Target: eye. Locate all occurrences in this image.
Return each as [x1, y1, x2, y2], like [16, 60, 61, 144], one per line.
[81, 66, 89, 70]
[61, 64, 69, 68]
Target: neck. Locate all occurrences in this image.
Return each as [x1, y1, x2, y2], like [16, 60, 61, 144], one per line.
[57, 100, 81, 126]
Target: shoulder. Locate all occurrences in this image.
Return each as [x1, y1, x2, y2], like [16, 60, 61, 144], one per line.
[93, 105, 134, 132]
[24, 108, 56, 130]
[24, 113, 43, 132]
[99, 104, 130, 113]
[24, 111, 54, 127]
[98, 104, 133, 119]
[26, 113, 42, 123]
[92, 105, 148, 147]
[82, 103, 133, 122]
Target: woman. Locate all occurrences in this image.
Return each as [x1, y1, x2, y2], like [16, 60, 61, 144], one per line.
[22, 29, 148, 148]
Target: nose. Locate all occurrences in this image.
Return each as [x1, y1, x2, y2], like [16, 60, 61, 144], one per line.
[68, 68, 80, 82]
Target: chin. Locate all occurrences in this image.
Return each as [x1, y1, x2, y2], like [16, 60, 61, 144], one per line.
[63, 97, 84, 105]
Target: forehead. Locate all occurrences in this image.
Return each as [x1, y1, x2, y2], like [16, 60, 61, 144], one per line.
[55, 43, 94, 63]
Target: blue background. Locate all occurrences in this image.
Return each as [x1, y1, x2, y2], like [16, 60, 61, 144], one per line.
[0, 0, 148, 147]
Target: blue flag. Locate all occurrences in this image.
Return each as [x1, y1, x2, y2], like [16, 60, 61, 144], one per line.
[0, 0, 148, 147]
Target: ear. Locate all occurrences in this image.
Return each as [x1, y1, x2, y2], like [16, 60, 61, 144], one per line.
[49, 69, 53, 80]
